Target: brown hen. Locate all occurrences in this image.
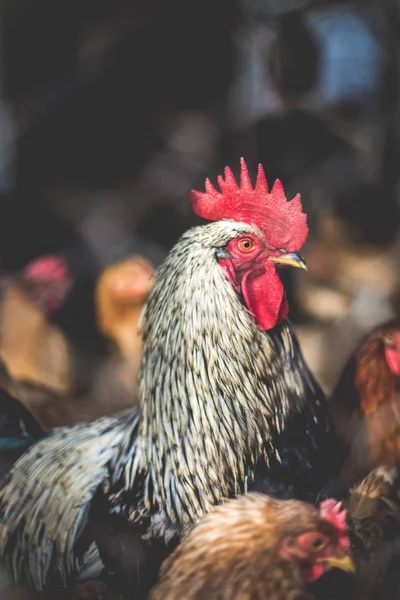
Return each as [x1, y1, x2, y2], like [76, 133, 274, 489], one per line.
[150, 494, 354, 600]
[330, 319, 400, 489]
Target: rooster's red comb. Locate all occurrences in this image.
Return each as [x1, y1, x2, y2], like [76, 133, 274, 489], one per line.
[319, 499, 350, 551]
[190, 158, 308, 252]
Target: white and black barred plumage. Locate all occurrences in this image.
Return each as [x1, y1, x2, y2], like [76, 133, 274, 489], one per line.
[0, 221, 340, 592]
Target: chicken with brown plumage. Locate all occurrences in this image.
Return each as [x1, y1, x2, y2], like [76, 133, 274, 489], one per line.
[330, 319, 400, 490]
[0, 256, 72, 396]
[344, 465, 400, 599]
[91, 255, 154, 410]
[150, 494, 354, 600]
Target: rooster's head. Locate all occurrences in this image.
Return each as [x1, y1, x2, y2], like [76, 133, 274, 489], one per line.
[191, 158, 308, 330]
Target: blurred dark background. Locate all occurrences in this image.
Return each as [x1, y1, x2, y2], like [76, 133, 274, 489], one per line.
[1, 0, 400, 390]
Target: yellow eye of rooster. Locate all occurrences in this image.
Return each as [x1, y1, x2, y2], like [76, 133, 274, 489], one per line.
[237, 239, 254, 252]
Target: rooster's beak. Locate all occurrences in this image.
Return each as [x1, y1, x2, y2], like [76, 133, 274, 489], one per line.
[321, 555, 355, 574]
[271, 252, 307, 271]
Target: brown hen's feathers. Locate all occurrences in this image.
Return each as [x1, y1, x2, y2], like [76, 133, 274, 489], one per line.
[349, 466, 400, 528]
[331, 320, 400, 488]
[0, 282, 72, 394]
[91, 256, 154, 410]
[346, 466, 400, 600]
[150, 494, 345, 600]
[95, 256, 154, 349]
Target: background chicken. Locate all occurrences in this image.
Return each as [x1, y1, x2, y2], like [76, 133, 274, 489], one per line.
[346, 465, 400, 600]
[150, 493, 354, 600]
[0, 256, 73, 396]
[0, 161, 342, 599]
[90, 255, 155, 410]
[329, 319, 400, 490]
[0, 255, 153, 431]
[31, 255, 153, 429]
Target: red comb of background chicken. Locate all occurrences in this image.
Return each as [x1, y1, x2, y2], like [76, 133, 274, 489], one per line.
[319, 499, 349, 551]
[190, 158, 308, 252]
[384, 330, 400, 377]
[24, 256, 69, 282]
[23, 256, 71, 312]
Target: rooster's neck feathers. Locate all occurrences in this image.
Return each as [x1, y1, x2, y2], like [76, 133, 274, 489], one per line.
[123, 222, 322, 539]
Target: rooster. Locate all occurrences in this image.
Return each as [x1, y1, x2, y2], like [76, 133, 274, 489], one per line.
[330, 319, 400, 490]
[0, 357, 44, 481]
[0, 159, 341, 598]
[150, 494, 354, 600]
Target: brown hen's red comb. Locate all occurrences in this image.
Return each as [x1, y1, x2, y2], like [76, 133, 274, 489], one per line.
[319, 499, 349, 551]
[190, 158, 308, 252]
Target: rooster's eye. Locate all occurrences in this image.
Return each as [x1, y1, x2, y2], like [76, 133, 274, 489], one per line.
[238, 239, 254, 252]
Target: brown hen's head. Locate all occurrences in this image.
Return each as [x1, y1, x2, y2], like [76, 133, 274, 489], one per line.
[22, 256, 71, 313]
[351, 322, 400, 412]
[150, 494, 354, 600]
[345, 321, 400, 422]
[190, 158, 308, 330]
[383, 329, 400, 377]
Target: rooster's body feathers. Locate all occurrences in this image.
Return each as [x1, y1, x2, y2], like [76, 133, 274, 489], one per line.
[0, 410, 139, 589]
